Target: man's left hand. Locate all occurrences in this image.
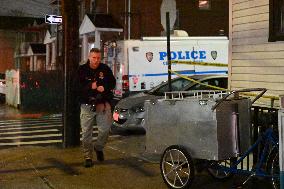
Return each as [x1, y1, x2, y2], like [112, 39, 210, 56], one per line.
[97, 86, 105, 92]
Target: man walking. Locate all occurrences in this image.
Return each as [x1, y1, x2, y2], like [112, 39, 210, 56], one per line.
[78, 48, 116, 168]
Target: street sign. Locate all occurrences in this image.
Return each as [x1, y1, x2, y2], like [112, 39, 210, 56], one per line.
[45, 14, 62, 24]
[160, 0, 176, 31]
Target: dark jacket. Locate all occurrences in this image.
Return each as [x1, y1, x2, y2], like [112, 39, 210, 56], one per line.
[78, 61, 116, 105]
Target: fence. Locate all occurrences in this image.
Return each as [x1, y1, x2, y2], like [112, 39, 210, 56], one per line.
[20, 71, 63, 111]
[5, 69, 20, 107]
[234, 106, 279, 171]
[251, 106, 279, 165]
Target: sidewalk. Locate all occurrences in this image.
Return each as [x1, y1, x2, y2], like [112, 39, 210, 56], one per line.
[0, 140, 275, 189]
[0, 103, 275, 189]
[0, 104, 164, 189]
[0, 141, 170, 189]
[0, 103, 55, 120]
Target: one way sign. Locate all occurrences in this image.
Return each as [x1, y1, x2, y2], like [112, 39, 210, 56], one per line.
[45, 14, 62, 24]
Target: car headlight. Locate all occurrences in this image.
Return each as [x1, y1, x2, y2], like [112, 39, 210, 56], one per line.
[120, 108, 128, 112]
[132, 106, 145, 113]
[114, 107, 128, 113]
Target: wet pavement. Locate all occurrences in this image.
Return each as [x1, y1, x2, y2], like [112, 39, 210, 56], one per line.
[0, 103, 60, 120]
[0, 103, 277, 189]
[0, 133, 275, 189]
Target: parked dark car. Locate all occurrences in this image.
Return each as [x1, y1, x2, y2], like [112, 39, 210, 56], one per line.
[113, 74, 228, 130]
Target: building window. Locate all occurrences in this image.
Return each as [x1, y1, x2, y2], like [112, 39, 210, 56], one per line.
[198, 0, 211, 10]
[269, 0, 284, 41]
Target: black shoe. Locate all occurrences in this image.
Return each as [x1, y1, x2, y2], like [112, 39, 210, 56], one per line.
[96, 150, 104, 162]
[84, 158, 93, 168]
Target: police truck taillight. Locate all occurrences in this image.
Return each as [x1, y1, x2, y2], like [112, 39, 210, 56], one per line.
[122, 75, 129, 91]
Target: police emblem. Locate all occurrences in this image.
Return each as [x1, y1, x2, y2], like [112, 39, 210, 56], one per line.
[99, 72, 104, 79]
[132, 75, 139, 88]
[211, 51, 217, 60]
[146, 52, 153, 62]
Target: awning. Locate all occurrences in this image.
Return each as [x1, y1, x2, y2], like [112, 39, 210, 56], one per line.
[27, 43, 46, 56]
[79, 13, 123, 35]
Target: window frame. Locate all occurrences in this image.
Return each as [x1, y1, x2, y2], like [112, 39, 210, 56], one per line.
[269, 0, 284, 41]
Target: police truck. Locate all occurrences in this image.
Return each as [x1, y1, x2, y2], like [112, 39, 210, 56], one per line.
[105, 36, 229, 99]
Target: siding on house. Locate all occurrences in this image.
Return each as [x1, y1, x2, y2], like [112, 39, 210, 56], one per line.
[230, 0, 284, 106]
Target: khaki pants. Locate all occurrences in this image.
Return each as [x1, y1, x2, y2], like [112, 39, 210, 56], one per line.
[80, 102, 112, 159]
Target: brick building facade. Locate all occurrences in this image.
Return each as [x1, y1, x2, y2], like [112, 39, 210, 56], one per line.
[90, 0, 228, 39]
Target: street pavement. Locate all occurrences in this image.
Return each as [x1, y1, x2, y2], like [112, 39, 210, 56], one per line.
[0, 133, 275, 189]
[0, 103, 276, 189]
[0, 116, 62, 147]
[0, 104, 101, 148]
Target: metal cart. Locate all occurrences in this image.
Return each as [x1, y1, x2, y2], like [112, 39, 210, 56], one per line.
[144, 88, 279, 189]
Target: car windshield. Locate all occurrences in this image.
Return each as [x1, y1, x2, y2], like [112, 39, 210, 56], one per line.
[148, 78, 193, 96]
[144, 75, 228, 96]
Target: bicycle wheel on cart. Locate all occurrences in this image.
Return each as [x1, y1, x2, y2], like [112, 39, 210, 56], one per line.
[160, 145, 195, 189]
[267, 149, 279, 189]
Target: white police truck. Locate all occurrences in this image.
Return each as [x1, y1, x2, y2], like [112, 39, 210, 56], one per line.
[105, 36, 229, 98]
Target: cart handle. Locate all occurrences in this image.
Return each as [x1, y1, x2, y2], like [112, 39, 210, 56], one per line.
[211, 88, 267, 111]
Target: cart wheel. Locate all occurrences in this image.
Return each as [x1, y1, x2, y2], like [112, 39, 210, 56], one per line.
[160, 145, 195, 189]
[267, 150, 279, 189]
[207, 158, 235, 180]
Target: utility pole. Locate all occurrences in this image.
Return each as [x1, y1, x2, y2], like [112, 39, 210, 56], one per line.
[84, 0, 91, 13]
[61, 0, 80, 147]
[166, 12, 172, 92]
